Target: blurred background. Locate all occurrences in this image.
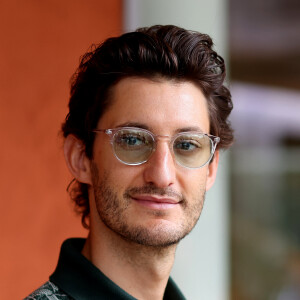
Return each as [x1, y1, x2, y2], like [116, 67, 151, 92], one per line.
[229, 0, 300, 299]
[1, 0, 299, 299]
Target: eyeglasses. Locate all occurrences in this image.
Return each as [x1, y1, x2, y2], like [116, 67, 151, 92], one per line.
[92, 127, 220, 169]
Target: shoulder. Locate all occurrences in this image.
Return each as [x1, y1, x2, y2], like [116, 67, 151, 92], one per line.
[24, 281, 73, 300]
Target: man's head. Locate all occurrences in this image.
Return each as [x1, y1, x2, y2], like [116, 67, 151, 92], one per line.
[62, 25, 233, 241]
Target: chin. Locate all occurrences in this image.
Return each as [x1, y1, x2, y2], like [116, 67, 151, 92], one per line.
[117, 220, 192, 248]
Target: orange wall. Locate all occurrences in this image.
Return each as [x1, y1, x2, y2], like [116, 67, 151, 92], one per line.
[0, 1, 122, 298]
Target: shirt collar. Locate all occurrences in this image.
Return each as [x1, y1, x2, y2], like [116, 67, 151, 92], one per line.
[50, 238, 185, 300]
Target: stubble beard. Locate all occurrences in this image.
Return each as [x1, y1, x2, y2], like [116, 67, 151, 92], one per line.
[91, 163, 206, 248]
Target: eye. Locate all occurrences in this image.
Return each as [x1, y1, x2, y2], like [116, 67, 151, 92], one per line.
[114, 129, 153, 150]
[120, 134, 144, 146]
[173, 134, 207, 155]
[175, 140, 200, 151]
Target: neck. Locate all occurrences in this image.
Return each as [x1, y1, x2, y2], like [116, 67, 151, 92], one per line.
[82, 224, 177, 300]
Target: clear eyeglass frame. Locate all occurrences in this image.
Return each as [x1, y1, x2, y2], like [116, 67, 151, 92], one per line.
[92, 127, 220, 169]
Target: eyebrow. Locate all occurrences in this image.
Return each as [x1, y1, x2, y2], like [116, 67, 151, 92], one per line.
[115, 122, 205, 134]
[175, 126, 205, 133]
[115, 122, 150, 130]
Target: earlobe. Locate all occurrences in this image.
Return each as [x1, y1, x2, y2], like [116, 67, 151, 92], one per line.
[205, 150, 219, 191]
[64, 135, 92, 185]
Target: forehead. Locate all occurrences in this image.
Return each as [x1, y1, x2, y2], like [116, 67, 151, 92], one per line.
[97, 77, 210, 133]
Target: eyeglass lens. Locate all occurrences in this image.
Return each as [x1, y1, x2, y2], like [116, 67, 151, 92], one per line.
[112, 128, 213, 168]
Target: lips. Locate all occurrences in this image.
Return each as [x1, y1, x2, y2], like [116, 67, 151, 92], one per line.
[132, 195, 179, 203]
[131, 194, 181, 209]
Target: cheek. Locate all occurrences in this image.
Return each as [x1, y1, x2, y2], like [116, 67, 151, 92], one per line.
[94, 150, 145, 190]
[112, 166, 146, 189]
[178, 168, 208, 193]
[93, 139, 114, 166]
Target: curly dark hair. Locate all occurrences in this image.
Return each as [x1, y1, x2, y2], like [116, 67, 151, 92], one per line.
[62, 25, 234, 228]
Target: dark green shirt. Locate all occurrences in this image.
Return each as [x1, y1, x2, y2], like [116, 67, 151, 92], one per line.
[25, 238, 186, 300]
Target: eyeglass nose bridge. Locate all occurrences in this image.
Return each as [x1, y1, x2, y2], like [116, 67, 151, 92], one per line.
[148, 134, 177, 163]
[152, 134, 174, 149]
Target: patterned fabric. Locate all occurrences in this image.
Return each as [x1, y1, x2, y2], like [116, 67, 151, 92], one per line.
[24, 281, 72, 300]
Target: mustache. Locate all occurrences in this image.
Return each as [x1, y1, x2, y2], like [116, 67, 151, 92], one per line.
[124, 186, 185, 202]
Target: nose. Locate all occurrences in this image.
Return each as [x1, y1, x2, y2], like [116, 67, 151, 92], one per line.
[143, 140, 176, 188]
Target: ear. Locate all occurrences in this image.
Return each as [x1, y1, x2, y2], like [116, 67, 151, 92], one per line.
[205, 150, 219, 191]
[64, 134, 92, 185]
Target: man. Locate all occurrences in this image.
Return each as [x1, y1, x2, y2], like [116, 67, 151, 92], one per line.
[26, 25, 233, 300]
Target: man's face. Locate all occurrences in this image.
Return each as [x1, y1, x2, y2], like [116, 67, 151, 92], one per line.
[89, 77, 218, 247]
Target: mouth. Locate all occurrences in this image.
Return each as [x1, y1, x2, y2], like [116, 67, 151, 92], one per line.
[131, 194, 181, 210]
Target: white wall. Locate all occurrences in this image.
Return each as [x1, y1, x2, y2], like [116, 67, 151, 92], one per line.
[123, 1, 230, 299]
